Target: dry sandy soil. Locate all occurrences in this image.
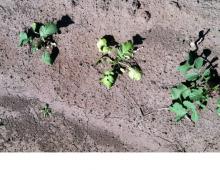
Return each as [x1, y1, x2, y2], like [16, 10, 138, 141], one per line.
[0, 0, 220, 152]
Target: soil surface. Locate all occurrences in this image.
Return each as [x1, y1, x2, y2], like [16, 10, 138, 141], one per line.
[0, 0, 220, 152]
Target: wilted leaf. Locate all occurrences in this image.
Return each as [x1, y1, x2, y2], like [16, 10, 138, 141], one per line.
[31, 22, 37, 32]
[97, 38, 107, 50]
[128, 66, 142, 81]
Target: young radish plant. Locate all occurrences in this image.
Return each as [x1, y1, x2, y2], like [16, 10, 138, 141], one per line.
[169, 47, 220, 123]
[96, 36, 142, 89]
[19, 22, 58, 65]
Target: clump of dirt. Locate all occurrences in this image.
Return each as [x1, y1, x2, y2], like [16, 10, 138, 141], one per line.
[0, 0, 220, 152]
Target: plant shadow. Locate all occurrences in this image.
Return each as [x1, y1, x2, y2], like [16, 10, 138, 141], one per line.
[102, 35, 118, 46]
[132, 34, 145, 46]
[57, 15, 74, 30]
[51, 47, 59, 64]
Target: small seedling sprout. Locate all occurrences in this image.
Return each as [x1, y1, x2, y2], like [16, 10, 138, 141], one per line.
[41, 103, 53, 117]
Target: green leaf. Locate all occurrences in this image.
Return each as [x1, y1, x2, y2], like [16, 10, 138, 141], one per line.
[19, 32, 29, 46]
[171, 84, 188, 100]
[183, 101, 196, 111]
[97, 38, 107, 50]
[177, 63, 191, 74]
[117, 40, 134, 60]
[189, 88, 204, 101]
[121, 40, 134, 54]
[171, 88, 182, 100]
[191, 112, 199, 122]
[169, 102, 187, 122]
[39, 22, 58, 38]
[128, 66, 142, 81]
[203, 69, 211, 81]
[195, 101, 206, 109]
[182, 88, 191, 99]
[41, 51, 53, 65]
[100, 70, 116, 89]
[194, 57, 204, 69]
[102, 46, 112, 54]
[185, 72, 200, 81]
[31, 22, 37, 32]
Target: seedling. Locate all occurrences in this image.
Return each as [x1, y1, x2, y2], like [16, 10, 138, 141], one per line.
[169, 48, 220, 122]
[40, 103, 53, 117]
[19, 22, 59, 65]
[96, 36, 142, 89]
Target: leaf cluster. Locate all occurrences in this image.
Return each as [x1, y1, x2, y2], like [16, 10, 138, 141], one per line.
[40, 103, 53, 117]
[19, 22, 58, 65]
[170, 50, 220, 122]
[96, 36, 142, 89]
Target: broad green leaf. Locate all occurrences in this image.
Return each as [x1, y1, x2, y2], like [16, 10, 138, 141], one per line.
[39, 22, 58, 38]
[194, 57, 204, 69]
[117, 40, 134, 60]
[182, 88, 191, 99]
[177, 84, 188, 92]
[183, 101, 196, 111]
[191, 112, 199, 122]
[19, 32, 29, 46]
[171, 84, 188, 100]
[185, 72, 200, 81]
[171, 88, 181, 100]
[169, 102, 187, 122]
[121, 40, 134, 54]
[177, 63, 191, 74]
[100, 70, 116, 89]
[189, 88, 204, 101]
[41, 51, 52, 65]
[128, 66, 142, 81]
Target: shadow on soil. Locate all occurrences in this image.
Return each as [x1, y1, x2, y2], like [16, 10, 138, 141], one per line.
[57, 15, 74, 30]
